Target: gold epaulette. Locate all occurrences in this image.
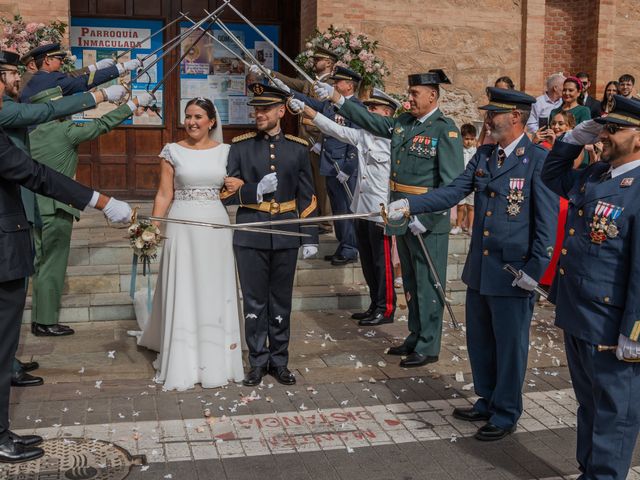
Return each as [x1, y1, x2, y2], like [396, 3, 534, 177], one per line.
[285, 134, 309, 147]
[232, 132, 257, 143]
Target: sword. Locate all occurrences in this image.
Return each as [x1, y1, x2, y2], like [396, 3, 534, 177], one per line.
[139, 215, 310, 238]
[231, 211, 378, 229]
[410, 216, 460, 330]
[503, 264, 550, 299]
[332, 161, 354, 203]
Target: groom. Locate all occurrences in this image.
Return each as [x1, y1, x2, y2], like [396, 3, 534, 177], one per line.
[222, 83, 319, 386]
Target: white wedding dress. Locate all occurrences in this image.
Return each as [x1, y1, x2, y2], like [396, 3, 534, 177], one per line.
[136, 142, 244, 391]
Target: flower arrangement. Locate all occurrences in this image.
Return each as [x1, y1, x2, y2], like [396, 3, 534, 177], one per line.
[128, 220, 162, 269]
[295, 25, 389, 89]
[0, 15, 77, 71]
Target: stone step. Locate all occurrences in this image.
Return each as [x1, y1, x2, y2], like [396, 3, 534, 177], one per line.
[23, 280, 469, 324]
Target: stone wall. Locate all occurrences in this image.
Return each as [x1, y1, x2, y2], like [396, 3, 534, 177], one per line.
[0, 0, 69, 24]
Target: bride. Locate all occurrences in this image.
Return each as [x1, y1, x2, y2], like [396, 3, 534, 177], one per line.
[136, 97, 245, 391]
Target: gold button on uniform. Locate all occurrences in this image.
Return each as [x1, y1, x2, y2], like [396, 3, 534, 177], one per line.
[559, 267, 565, 275]
[490, 192, 496, 198]
[561, 248, 567, 255]
[270, 154, 275, 159]
[393, 172, 397, 177]
[483, 230, 489, 237]
[401, 147, 405, 152]
[578, 209, 583, 216]
[483, 249, 489, 256]
[396, 160, 400, 165]
[569, 228, 575, 236]
[270, 144, 275, 149]
[270, 165, 276, 171]
[486, 211, 492, 217]
[604, 296, 610, 303]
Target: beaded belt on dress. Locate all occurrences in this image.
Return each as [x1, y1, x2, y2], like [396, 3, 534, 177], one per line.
[174, 188, 220, 201]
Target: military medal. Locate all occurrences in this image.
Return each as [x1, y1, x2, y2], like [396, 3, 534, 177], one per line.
[334, 114, 345, 126]
[475, 169, 486, 177]
[589, 201, 623, 244]
[394, 126, 404, 135]
[516, 147, 525, 156]
[506, 178, 525, 216]
[621, 177, 634, 187]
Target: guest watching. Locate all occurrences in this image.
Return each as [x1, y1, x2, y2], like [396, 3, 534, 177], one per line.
[575, 72, 601, 118]
[548, 77, 591, 126]
[601, 80, 620, 115]
[618, 74, 635, 99]
[526, 72, 565, 134]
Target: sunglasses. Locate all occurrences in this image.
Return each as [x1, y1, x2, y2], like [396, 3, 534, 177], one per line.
[603, 123, 640, 134]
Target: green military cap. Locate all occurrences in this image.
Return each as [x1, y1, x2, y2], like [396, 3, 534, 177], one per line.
[312, 46, 338, 62]
[408, 69, 451, 87]
[29, 86, 64, 104]
[363, 87, 400, 111]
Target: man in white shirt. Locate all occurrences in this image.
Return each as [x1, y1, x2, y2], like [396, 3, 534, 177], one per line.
[289, 89, 400, 325]
[526, 73, 565, 134]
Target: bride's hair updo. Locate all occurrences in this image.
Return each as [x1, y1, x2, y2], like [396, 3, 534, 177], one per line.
[185, 97, 217, 121]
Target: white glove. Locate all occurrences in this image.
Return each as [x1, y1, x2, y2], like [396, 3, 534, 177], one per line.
[616, 334, 640, 361]
[408, 217, 426, 236]
[102, 85, 128, 102]
[257, 172, 278, 196]
[336, 171, 349, 184]
[511, 270, 538, 291]
[135, 91, 155, 107]
[302, 245, 318, 259]
[387, 199, 409, 221]
[313, 81, 334, 100]
[288, 98, 305, 114]
[563, 119, 604, 145]
[271, 77, 290, 94]
[117, 59, 142, 75]
[102, 198, 132, 224]
[90, 58, 116, 73]
[310, 142, 322, 155]
[249, 64, 270, 77]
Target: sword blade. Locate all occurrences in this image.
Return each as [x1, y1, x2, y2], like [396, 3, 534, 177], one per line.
[140, 215, 310, 238]
[233, 211, 379, 229]
[502, 263, 549, 299]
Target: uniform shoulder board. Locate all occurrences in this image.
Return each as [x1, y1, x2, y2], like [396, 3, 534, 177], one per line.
[232, 132, 257, 143]
[284, 134, 309, 147]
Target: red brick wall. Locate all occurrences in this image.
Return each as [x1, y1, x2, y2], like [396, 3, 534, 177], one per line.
[300, 0, 318, 49]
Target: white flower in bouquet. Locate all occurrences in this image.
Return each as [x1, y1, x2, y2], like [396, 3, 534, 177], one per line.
[134, 238, 145, 250]
[141, 230, 156, 242]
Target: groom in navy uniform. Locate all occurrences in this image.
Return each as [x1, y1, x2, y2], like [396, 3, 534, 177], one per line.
[223, 83, 318, 387]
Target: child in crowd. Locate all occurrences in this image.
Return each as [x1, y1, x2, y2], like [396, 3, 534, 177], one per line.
[451, 124, 477, 235]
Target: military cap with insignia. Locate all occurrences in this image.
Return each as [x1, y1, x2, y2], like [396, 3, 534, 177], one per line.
[312, 46, 339, 62]
[363, 87, 400, 111]
[479, 87, 536, 112]
[329, 66, 362, 83]
[25, 43, 68, 62]
[0, 50, 21, 69]
[29, 86, 64, 104]
[247, 82, 290, 106]
[594, 94, 640, 126]
[408, 69, 451, 87]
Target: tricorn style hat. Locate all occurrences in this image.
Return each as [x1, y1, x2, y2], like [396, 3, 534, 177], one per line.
[479, 87, 536, 112]
[247, 82, 289, 106]
[362, 87, 400, 111]
[0, 50, 21, 68]
[594, 95, 640, 126]
[408, 69, 451, 87]
[329, 66, 362, 83]
[25, 43, 67, 62]
[29, 86, 63, 105]
[312, 46, 338, 62]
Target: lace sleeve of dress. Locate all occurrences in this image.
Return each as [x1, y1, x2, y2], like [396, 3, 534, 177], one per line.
[159, 144, 174, 166]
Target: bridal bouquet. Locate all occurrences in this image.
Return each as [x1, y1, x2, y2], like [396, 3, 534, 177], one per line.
[128, 220, 162, 265]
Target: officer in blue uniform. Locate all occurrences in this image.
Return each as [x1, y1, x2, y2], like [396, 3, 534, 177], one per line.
[542, 96, 640, 480]
[222, 83, 319, 387]
[272, 66, 363, 265]
[20, 43, 139, 101]
[387, 88, 558, 441]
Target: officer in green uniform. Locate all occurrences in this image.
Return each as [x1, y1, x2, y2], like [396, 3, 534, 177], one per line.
[314, 70, 464, 366]
[28, 87, 154, 334]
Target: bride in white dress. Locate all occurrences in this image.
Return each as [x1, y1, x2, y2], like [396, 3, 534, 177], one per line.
[137, 97, 245, 391]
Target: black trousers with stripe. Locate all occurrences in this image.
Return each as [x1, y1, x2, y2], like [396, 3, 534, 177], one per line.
[354, 219, 396, 317]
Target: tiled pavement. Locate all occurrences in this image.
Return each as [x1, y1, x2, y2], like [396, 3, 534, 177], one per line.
[5, 306, 640, 479]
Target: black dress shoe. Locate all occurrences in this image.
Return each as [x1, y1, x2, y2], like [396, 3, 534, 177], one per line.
[242, 366, 267, 387]
[474, 422, 516, 441]
[269, 366, 296, 385]
[359, 312, 394, 326]
[16, 359, 39, 372]
[387, 344, 413, 356]
[399, 352, 438, 368]
[0, 439, 44, 463]
[31, 323, 75, 337]
[452, 407, 491, 422]
[11, 371, 44, 387]
[331, 255, 357, 266]
[9, 431, 43, 447]
[324, 254, 335, 261]
[351, 307, 375, 320]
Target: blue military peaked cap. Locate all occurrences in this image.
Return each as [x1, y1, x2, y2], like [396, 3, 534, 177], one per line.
[479, 87, 536, 112]
[595, 95, 640, 126]
[408, 69, 451, 86]
[329, 66, 362, 83]
[25, 43, 67, 62]
[247, 82, 290, 106]
[363, 87, 400, 111]
[0, 50, 21, 67]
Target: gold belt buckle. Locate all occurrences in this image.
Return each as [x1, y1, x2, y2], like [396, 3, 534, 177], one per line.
[269, 200, 281, 214]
